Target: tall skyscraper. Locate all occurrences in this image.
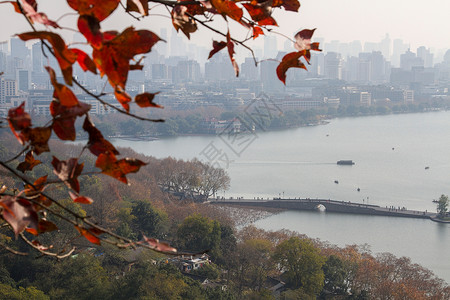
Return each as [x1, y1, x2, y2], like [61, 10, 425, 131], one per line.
[18, 69, 29, 92]
[417, 46, 434, 68]
[392, 39, 409, 67]
[324, 52, 343, 80]
[263, 35, 277, 58]
[10, 38, 29, 64]
[32, 42, 43, 73]
[380, 34, 391, 61]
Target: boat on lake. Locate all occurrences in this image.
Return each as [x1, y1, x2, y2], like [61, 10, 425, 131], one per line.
[337, 160, 355, 165]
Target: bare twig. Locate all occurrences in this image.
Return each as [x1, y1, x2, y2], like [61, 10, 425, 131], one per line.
[20, 233, 76, 259]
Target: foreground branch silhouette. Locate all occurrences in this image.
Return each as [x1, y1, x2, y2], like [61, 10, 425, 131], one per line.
[0, 0, 319, 256]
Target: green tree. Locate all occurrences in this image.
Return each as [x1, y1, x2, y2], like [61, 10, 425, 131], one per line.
[273, 237, 325, 296]
[0, 283, 49, 300]
[176, 214, 222, 254]
[437, 194, 449, 218]
[131, 200, 169, 239]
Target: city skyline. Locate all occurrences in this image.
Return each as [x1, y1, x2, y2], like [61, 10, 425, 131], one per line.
[1, 1, 450, 53]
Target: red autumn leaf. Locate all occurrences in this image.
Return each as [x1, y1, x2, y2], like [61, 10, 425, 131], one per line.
[17, 151, 41, 173]
[38, 219, 58, 233]
[272, 0, 300, 12]
[96, 152, 147, 184]
[67, 0, 120, 22]
[276, 50, 307, 85]
[74, 225, 101, 245]
[45, 66, 79, 107]
[50, 101, 91, 141]
[142, 235, 177, 253]
[208, 40, 227, 59]
[77, 15, 103, 50]
[114, 87, 132, 112]
[30, 240, 52, 250]
[135, 92, 162, 108]
[51, 156, 84, 193]
[126, 0, 148, 16]
[8, 102, 31, 144]
[0, 196, 38, 237]
[178, 0, 206, 16]
[18, 32, 77, 85]
[23, 175, 52, 209]
[242, 3, 277, 26]
[226, 31, 239, 77]
[82, 116, 119, 156]
[294, 28, 320, 51]
[253, 26, 264, 39]
[24, 175, 47, 196]
[93, 27, 161, 90]
[210, 0, 243, 23]
[18, 0, 60, 28]
[20, 126, 52, 155]
[172, 5, 197, 39]
[71, 48, 97, 74]
[69, 191, 94, 204]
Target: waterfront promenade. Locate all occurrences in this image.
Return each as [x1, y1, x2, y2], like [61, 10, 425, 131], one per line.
[212, 198, 437, 220]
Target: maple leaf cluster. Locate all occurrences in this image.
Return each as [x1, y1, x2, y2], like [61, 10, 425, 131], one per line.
[0, 0, 318, 252]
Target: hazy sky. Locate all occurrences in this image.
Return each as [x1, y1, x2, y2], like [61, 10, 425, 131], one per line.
[1, 0, 449, 52]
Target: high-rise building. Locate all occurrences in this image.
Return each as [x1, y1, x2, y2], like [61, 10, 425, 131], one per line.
[32, 42, 43, 73]
[417, 46, 434, 68]
[241, 57, 259, 80]
[379, 34, 391, 61]
[18, 69, 29, 92]
[0, 78, 17, 104]
[324, 52, 343, 80]
[263, 35, 277, 58]
[400, 49, 423, 70]
[10, 38, 29, 65]
[392, 39, 409, 67]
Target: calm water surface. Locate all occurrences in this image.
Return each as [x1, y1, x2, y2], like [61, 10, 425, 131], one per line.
[114, 111, 450, 282]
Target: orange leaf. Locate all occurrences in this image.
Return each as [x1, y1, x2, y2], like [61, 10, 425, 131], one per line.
[242, 3, 277, 26]
[20, 126, 52, 155]
[17, 151, 41, 173]
[69, 191, 94, 204]
[50, 101, 91, 141]
[51, 157, 84, 193]
[253, 26, 264, 39]
[8, 102, 31, 144]
[0, 196, 38, 237]
[82, 116, 119, 156]
[75, 225, 101, 245]
[210, 0, 243, 23]
[93, 27, 161, 90]
[71, 48, 97, 74]
[294, 28, 321, 52]
[114, 87, 132, 112]
[126, 0, 148, 16]
[67, 0, 120, 22]
[18, 0, 60, 28]
[276, 51, 308, 85]
[77, 15, 103, 50]
[135, 92, 162, 108]
[95, 152, 147, 184]
[272, 0, 300, 12]
[208, 40, 227, 60]
[18, 32, 76, 85]
[226, 31, 239, 77]
[172, 5, 197, 39]
[45, 66, 79, 107]
[38, 219, 58, 233]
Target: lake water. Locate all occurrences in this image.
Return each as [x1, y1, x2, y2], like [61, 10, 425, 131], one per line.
[113, 111, 450, 283]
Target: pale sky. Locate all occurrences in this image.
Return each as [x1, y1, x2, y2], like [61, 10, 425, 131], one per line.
[1, 0, 449, 52]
